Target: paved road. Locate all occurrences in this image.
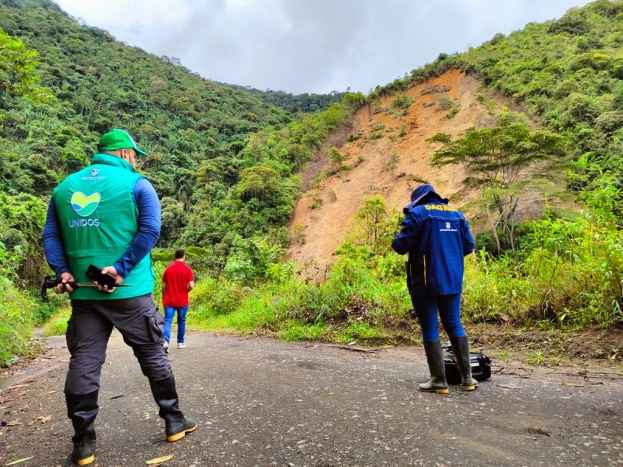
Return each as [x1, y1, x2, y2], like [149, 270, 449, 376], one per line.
[1, 331, 622, 466]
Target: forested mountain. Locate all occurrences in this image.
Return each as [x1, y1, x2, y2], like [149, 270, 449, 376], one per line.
[0, 0, 357, 282]
[1, 0, 623, 365]
[233, 87, 346, 114]
[1, 0, 290, 197]
[0, 0, 360, 363]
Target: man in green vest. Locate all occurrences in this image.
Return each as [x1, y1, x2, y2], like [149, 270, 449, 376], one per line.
[42, 129, 196, 466]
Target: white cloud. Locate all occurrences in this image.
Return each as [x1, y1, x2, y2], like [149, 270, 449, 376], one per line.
[53, 0, 592, 94]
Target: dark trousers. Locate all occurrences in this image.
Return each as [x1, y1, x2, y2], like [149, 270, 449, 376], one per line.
[410, 292, 466, 342]
[65, 294, 171, 395]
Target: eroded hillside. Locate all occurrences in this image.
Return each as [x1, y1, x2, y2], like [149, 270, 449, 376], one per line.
[287, 70, 523, 273]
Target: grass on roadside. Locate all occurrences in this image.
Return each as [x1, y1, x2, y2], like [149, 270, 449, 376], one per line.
[43, 305, 71, 336]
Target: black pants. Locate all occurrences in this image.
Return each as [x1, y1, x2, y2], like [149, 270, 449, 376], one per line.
[65, 294, 170, 395]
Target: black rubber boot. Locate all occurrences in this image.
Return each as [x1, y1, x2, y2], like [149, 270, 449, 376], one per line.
[450, 336, 479, 391]
[65, 391, 98, 466]
[149, 373, 197, 442]
[419, 339, 449, 394]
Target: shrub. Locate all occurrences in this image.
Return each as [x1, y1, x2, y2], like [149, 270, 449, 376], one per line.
[192, 276, 244, 318]
[595, 110, 623, 134]
[0, 272, 38, 365]
[390, 93, 415, 115]
[370, 123, 386, 139]
[463, 175, 623, 327]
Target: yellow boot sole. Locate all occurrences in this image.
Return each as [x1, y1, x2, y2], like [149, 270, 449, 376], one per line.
[167, 423, 197, 442]
[75, 454, 95, 466]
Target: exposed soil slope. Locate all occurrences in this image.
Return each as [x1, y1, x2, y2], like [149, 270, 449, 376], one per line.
[288, 70, 503, 273]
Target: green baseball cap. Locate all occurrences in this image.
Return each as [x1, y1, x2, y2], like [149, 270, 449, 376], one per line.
[97, 129, 147, 156]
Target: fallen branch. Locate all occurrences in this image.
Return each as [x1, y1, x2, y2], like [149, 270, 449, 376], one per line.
[335, 345, 378, 353]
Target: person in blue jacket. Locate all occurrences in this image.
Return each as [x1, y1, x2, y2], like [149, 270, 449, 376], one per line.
[392, 184, 477, 394]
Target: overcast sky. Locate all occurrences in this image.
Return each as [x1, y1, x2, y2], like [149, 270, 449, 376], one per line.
[53, 0, 592, 95]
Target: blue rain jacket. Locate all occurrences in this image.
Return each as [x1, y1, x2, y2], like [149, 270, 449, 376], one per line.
[392, 200, 474, 295]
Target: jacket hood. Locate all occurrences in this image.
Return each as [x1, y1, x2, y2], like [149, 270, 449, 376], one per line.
[403, 184, 448, 213]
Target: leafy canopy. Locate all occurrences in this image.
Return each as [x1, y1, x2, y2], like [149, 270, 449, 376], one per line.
[428, 123, 565, 189]
[0, 27, 54, 104]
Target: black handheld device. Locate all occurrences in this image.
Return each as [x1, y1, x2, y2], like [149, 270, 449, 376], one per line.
[41, 276, 79, 300]
[86, 264, 118, 288]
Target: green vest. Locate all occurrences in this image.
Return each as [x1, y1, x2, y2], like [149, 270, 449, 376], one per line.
[52, 153, 155, 300]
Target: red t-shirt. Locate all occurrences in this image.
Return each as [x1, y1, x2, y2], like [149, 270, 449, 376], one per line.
[162, 261, 194, 307]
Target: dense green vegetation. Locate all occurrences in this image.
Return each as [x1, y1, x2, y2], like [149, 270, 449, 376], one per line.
[0, 19, 55, 364]
[189, 189, 623, 343]
[1, 0, 622, 365]
[0, 0, 359, 279]
[0, 0, 362, 362]
[228, 85, 346, 114]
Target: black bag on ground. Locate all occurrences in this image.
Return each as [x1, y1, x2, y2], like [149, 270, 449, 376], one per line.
[443, 343, 492, 384]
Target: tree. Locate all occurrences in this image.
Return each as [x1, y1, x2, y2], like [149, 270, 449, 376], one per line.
[351, 196, 399, 256]
[0, 27, 54, 106]
[428, 123, 565, 252]
[329, 146, 344, 166]
[237, 166, 280, 202]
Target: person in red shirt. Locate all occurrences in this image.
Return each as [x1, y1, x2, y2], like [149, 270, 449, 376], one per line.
[162, 249, 195, 349]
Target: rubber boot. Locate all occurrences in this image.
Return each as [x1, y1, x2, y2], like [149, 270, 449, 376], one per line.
[450, 336, 479, 391]
[149, 373, 197, 442]
[418, 339, 449, 394]
[65, 391, 98, 466]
